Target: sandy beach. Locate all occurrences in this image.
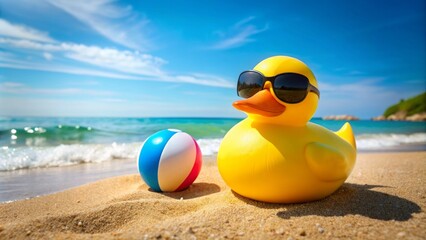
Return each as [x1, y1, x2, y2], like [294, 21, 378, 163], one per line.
[0, 151, 425, 239]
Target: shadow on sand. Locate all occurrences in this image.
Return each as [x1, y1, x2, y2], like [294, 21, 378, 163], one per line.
[233, 183, 421, 221]
[149, 182, 221, 200]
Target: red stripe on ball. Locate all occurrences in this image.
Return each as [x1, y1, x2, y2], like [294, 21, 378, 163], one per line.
[175, 137, 202, 191]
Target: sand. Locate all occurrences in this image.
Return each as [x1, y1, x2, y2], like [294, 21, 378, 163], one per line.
[0, 152, 425, 239]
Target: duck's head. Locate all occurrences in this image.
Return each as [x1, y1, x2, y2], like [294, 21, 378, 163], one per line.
[233, 56, 319, 126]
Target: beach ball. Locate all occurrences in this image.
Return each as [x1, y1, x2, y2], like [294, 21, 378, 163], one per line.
[137, 129, 202, 192]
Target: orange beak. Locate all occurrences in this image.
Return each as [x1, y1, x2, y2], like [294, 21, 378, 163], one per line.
[233, 89, 286, 117]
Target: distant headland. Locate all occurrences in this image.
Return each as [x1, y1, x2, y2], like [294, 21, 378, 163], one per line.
[322, 92, 426, 121]
[373, 92, 426, 121]
[322, 115, 360, 121]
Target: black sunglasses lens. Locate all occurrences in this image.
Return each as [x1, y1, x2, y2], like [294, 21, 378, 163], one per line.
[237, 71, 264, 98]
[273, 73, 309, 103]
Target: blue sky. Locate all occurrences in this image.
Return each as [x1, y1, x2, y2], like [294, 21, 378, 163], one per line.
[0, 0, 425, 118]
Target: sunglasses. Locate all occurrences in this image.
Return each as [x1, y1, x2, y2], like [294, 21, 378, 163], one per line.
[237, 70, 320, 104]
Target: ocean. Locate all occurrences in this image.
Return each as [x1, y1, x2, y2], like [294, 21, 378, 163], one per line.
[1, 117, 425, 172]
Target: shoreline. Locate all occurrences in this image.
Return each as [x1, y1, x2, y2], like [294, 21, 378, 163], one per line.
[0, 151, 425, 239]
[0, 156, 218, 203]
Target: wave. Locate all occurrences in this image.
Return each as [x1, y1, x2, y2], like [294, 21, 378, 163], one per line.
[0, 138, 224, 171]
[197, 138, 222, 156]
[1, 133, 425, 171]
[0, 123, 229, 147]
[356, 133, 426, 149]
[0, 125, 98, 146]
[0, 142, 139, 171]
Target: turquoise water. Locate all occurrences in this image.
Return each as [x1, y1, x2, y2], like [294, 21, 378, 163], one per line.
[0, 117, 238, 146]
[0, 117, 425, 171]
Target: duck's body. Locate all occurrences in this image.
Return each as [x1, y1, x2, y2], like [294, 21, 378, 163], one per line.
[218, 119, 356, 203]
[217, 56, 357, 203]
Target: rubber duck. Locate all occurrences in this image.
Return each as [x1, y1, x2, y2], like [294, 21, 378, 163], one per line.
[218, 56, 356, 203]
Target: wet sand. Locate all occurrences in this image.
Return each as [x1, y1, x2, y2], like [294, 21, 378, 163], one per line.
[0, 158, 138, 202]
[0, 152, 425, 239]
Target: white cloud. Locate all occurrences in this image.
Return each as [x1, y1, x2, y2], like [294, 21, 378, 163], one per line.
[171, 73, 234, 88]
[0, 37, 165, 76]
[0, 81, 115, 96]
[0, 59, 151, 81]
[0, 38, 61, 51]
[1, 37, 233, 88]
[0, 16, 234, 88]
[210, 16, 268, 50]
[61, 43, 166, 76]
[46, 0, 151, 50]
[43, 52, 53, 60]
[0, 59, 234, 88]
[0, 18, 54, 42]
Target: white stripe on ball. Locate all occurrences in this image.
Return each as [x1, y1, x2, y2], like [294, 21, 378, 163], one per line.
[157, 132, 196, 191]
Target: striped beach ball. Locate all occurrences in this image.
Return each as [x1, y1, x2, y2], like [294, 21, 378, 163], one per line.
[137, 129, 202, 192]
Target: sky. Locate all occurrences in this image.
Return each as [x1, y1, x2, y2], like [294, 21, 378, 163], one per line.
[0, 0, 425, 119]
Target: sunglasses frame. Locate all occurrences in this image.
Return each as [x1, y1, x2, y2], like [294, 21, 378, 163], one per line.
[237, 70, 320, 104]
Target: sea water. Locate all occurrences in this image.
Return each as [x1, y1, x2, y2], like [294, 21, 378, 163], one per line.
[0, 117, 425, 171]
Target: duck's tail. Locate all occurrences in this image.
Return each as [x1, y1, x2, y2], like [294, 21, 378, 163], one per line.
[335, 122, 357, 149]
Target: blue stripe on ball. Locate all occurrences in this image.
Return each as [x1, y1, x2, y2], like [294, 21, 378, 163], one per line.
[138, 129, 177, 192]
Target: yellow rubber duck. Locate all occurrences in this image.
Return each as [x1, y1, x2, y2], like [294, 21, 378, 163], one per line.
[218, 56, 356, 203]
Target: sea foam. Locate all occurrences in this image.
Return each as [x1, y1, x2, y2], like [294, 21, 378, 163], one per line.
[0, 143, 139, 171]
[356, 133, 426, 149]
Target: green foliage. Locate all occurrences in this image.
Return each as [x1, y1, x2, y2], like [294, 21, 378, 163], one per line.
[383, 92, 426, 117]
[384, 105, 399, 117]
